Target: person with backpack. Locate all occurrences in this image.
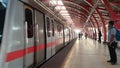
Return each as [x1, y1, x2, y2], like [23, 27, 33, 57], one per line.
[107, 20, 117, 65]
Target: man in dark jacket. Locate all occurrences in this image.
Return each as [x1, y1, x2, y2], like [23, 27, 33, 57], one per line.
[107, 20, 117, 65]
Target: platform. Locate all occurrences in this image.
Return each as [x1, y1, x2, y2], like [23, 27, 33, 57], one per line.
[39, 38, 120, 68]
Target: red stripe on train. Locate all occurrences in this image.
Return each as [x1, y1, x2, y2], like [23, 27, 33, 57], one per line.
[6, 44, 46, 62]
[6, 49, 25, 62]
[6, 39, 62, 62]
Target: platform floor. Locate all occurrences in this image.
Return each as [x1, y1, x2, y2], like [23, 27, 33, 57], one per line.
[39, 38, 120, 68]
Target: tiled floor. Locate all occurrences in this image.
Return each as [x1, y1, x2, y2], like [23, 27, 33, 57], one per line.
[39, 38, 120, 68]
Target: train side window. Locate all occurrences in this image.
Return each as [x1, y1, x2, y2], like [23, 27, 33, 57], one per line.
[0, 1, 7, 44]
[47, 17, 50, 37]
[25, 8, 33, 38]
[52, 20, 54, 36]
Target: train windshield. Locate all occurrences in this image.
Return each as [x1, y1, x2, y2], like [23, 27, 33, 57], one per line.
[0, 0, 8, 44]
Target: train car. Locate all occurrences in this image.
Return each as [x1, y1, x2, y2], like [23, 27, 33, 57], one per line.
[0, 0, 76, 68]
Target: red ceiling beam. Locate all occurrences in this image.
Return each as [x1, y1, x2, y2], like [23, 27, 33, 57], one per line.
[85, 0, 107, 42]
[84, 0, 93, 7]
[41, 0, 90, 17]
[41, 0, 93, 13]
[60, 11, 87, 19]
[79, 4, 91, 11]
[98, 7, 107, 11]
[62, 2, 90, 25]
[86, 0, 93, 5]
[70, 14, 87, 21]
[102, 0, 116, 20]
[64, 0, 96, 26]
[65, 0, 72, 1]
[92, 15, 100, 30]
[68, 10, 87, 19]
[70, 13, 86, 21]
[83, 0, 100, 29]
[72, 16, 85, 27]
[81, 1, 101, 31]
[102, 0, 120, 29]
[71, 16, 86, 22]
[64, 6, 88, 17]
[40, 0, 73, 2]
[40, 0, 49, 2]
[111, 2, 120, 6]
[63, 0, 90, 13]
[90, 18, 95, 28]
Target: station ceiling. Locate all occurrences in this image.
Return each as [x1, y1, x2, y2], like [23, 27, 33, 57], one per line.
[40, 0, 120, 30]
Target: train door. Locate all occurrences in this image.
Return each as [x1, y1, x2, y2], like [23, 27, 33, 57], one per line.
[63, 25, 65, 46]
[56, 22, 64, 51]
[51, 19, 55, 55]
[24, 6, 34, 68]
[55, 22, 60, 51]
[54, 21, 58, 52]
[34, 10, 45, 65]
[64, 27, 69, 45]
[45, 16, 52, 59]
[69, 29, 71, 41]
[69, 29, 70, 42]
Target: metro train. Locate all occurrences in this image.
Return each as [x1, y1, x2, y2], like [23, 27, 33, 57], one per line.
[0, 0, 77, 68]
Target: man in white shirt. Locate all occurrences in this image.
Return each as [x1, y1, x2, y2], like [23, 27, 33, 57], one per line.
[107, 20, 117, 65]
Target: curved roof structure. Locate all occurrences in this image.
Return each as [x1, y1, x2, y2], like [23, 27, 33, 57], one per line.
[40, 0, 120, 42]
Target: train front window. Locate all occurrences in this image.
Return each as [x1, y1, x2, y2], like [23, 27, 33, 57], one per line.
[0, 0, 8, 44]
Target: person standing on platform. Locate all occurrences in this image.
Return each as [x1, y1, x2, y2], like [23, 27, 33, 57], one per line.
[107, 20, 117, 65]
[98, 30, 102, 43]
[85, 33, 88, 39]
[78, 33, 81, 40]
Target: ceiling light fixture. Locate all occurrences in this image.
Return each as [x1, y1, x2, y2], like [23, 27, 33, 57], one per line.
[49, 0, 73, 24]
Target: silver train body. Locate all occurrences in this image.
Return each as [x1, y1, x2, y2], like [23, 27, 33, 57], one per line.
[0, 0, 77, 68]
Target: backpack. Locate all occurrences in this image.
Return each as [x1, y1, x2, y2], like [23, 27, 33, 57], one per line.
[115, 28, 120, 41]
[111, 27, 120, 41]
